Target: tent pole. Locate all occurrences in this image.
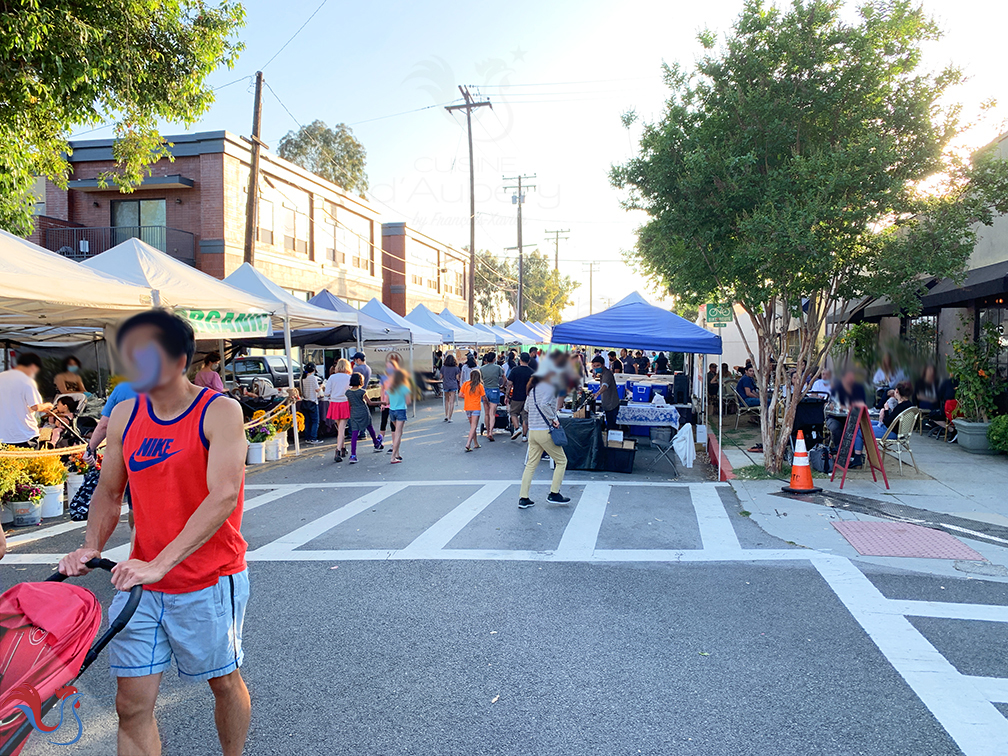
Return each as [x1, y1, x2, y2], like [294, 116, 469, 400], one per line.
[718, 353, 723, 483]
[283, 309, 300, 457]
[217, 338, 225, 387]
[94, 338, 103, 396]
[410, 339, 415, 419]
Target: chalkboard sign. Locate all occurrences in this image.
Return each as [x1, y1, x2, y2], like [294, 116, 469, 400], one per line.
[831, 406, 889, 490]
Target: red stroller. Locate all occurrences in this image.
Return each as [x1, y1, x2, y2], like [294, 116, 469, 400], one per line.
[0, 559, 142, 755]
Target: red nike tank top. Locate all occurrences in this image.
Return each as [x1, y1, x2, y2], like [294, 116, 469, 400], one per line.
[122, 387, 247, 593]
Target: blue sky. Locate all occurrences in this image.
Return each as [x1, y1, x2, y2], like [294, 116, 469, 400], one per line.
[75, 0, 1008, 318]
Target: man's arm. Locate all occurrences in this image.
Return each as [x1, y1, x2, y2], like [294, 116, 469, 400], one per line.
[110, 397, 246, 591]
[58, 401, 133, 576]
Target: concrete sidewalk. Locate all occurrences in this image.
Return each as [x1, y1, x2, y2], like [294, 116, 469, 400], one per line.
[731, 432, 1008, 582]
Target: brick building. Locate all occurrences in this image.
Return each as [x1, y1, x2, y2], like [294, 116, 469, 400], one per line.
[30, 130, 469, 316]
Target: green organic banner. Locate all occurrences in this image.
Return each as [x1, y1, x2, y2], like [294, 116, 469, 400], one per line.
[177, 310, 272, 337]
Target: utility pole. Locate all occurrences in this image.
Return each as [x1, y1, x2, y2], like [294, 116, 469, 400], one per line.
[446, 86, 492, 324]
[583, 261, 600, 314]
[243, 71, 265, 266]
[505, 243, 537, 321]
[545, 228, 569, 271]
[503, 174, 536, 322]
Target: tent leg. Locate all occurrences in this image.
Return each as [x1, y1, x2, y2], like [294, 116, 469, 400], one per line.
[718, 359, 723, 483]
[284, 316, 300, 457]
[217, 338, 225, 386]
[94, 339, 103, 397]
[410, 341, 415, 419]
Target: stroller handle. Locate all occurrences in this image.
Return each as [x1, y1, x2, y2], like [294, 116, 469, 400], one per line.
[47, 558, 144, 674]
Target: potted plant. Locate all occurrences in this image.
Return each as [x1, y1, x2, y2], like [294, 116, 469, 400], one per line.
[0, 452, 25, 526]
[5, 481, 45, 527]
[66, 453, 95, 504]
[26, 456, 69, 518]
[246, 423, 272, 465]
[946, 319, 1005, 454]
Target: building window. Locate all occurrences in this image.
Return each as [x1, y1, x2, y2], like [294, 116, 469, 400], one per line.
[978, 305, 1008, 379]
[454, 271, 464, 297]
[322, 202, 345, 264]
[281, 204, 308, 255]
[257, 198, 273, 245]
[110, 199, 167, 250]
[337, 211, 373, 276]
[284, 288, 314, 302]
[904, 315, 939, 363]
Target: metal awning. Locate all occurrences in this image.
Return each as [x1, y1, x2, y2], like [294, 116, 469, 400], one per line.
[67, 174, 195, 191]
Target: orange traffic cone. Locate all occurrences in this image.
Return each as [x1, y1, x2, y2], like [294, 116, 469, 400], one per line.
[782, 431, 822, 494]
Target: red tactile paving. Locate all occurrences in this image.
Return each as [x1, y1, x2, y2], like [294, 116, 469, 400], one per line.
[831, 520, 986, 560]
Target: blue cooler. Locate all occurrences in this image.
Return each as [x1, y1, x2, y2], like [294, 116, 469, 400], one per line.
[616, 384, 627, 400]
[632, 385, 652, 403]
[651, 384, 669, 399]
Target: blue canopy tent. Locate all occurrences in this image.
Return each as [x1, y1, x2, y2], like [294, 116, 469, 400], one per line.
[551, 291, 725, 479]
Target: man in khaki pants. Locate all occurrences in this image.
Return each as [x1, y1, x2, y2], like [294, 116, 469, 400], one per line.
[517, 360, 571, 510]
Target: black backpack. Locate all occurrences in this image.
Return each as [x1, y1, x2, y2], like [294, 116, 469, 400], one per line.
[808, 444, 833, 474]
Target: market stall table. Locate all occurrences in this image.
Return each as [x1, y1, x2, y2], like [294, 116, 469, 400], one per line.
[616, 402, 681, 429]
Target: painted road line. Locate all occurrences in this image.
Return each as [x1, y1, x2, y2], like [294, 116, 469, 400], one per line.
[554, 484, 611, 560]
[591, 549, 811, 562]
[247, 549, 397, 562]
[243, 480, 702, 490]
[5, 505, 129, 548]
[0, 553, 65, 565]
[813, 556, 1008, 756]
[889, 599, 1008, 624]
[398, 483, 510, 558]
[962, 676, 1008, 703]
[247, 483, 406, 558]
[244, 488, 299, 512]
[689, 484, 741, 552]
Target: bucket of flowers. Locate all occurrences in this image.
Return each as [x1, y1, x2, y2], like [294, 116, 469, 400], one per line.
[4, 481, 45, 527]
[246, 422, 274, 464]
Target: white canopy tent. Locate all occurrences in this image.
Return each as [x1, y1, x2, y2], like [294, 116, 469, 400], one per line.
[506, 320, 547, 344]
[406, 304, 470, 344]
[361, 299, 443, 346]
[0, 229, 154, 331]
[486, 325, 523, 344]
[438, 308, 496, 346]
[470, 322, 505, 346]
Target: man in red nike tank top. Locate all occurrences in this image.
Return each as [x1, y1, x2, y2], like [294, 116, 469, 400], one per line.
[59, 311, 251, 756]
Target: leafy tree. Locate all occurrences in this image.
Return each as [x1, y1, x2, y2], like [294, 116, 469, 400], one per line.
[471, 248, 578, 324]
[611, 0, 1008, 472]
[0, 0, 245, 235]
[277, 120, 368, 195]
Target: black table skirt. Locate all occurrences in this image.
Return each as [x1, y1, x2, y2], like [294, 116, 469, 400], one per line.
[558, 416, 606, 471]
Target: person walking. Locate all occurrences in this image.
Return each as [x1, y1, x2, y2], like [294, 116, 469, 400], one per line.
[0, 352, 52, 446]
[324, 358, 352, 462]
[193, 352, 225, 393]
[345, 372, 383, 462]
[460, 369, 485, 452]
[518, 362, 571, 509]
[479, 351, 505, 442]
[299, 363, 322, 445]
[460, 353, 477, 387]
[441, 353, 461, 422]
[58, 310, 250, 756]
[507, 352, 534, 441]
[386, 363, 411, 464]
[378, 352, 403, 444]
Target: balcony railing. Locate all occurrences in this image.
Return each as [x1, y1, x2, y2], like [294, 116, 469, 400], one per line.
[44, 225, 196, 264]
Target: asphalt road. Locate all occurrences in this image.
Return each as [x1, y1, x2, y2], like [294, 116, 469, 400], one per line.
[4, 402, 1006, 755]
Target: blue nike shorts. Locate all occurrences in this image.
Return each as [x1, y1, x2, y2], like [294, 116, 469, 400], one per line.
[108, 569, 249, 682]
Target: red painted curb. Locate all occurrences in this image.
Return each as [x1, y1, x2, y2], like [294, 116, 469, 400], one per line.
[707, 433, 735, 481]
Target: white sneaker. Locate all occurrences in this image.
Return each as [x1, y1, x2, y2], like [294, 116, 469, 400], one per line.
[510, 429, 522, 440]
[521, 435, 528, 443]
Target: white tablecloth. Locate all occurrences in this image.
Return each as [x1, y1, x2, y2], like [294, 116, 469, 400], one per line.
[617, 402, 680, 428]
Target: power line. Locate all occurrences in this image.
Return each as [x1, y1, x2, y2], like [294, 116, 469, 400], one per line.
[261, 0, 329, 71]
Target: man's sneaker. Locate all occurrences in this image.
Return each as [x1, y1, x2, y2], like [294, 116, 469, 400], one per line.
[518, 498, 535, 509]
[521, 435, 528, 443]
[547, 492, 571, 503]
[511, 429, 522, 440]
[348, 455, 358, 464]
[387, 447, 394, 453]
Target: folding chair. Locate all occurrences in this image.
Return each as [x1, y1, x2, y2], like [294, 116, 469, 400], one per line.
[878, 408, 921, 475]
[734, 385, 761, 429]
[649, 431, 679, 477]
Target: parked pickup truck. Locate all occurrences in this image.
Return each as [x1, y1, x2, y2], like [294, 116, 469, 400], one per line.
[225, 355, 302, 390]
